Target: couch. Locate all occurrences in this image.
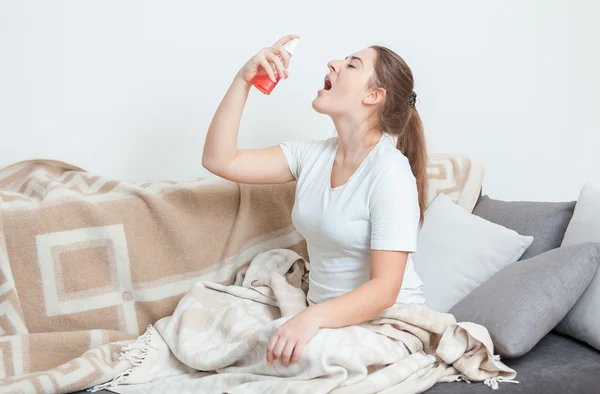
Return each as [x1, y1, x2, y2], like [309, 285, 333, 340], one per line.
[75, 191, 600, 394]
[0, 159, 597, 393]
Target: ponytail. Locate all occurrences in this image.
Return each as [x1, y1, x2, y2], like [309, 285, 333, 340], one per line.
[396, 107, 428, 228]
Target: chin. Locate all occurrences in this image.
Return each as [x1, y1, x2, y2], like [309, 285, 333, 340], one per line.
[311, 95, 331, 114]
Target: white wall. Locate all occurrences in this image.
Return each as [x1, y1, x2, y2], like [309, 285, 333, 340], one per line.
[1, 0, 598, 201]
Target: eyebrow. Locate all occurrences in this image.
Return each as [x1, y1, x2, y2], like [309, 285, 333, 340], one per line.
[345, 55, 363, 66]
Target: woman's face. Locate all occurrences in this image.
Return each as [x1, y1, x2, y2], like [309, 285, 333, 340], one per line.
[312, 47, 379, 117]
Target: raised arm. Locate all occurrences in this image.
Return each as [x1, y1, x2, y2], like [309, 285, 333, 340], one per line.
[202, 34, 300, 184]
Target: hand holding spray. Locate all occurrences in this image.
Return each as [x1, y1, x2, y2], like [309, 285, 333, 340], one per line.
[251, 38, 300, 95]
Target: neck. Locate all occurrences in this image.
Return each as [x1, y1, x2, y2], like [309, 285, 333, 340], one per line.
[332, 116, 383, 161]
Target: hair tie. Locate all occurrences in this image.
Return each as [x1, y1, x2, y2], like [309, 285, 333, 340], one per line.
[409, 91, 417, 108]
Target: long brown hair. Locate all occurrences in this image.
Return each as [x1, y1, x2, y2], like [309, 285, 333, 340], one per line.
[369, 45, 428, 227]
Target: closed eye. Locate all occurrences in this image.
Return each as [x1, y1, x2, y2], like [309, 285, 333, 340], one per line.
[346, 64, 356, 69]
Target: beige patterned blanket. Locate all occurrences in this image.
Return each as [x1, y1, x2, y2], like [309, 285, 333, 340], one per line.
[91, 248, 516, 394]
[0, 159, 306, 393]
[0, 156, 484, 393]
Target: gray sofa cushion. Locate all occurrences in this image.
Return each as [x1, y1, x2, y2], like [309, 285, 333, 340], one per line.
[472, 196, 575, 260]
[557, 182, 600, 350]
[424, 332, 600, 393]
[449, 242, 600, 357]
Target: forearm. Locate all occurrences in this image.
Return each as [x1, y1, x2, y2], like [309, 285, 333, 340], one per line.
[308, 278, 399, 329]
[202, 73, 252, 171]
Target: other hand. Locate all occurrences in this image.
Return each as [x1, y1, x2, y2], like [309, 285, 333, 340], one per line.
[266, 309, 321, 367]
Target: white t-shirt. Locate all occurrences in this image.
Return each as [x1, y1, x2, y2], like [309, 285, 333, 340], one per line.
[279, 133, 426, 306]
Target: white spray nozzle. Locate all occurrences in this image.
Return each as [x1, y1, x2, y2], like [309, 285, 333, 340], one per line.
[283, 38, 299, 57]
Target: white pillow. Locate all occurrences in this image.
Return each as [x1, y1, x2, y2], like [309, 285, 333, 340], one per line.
[557, 182, 600, 350]
[413, 193, 534, 312]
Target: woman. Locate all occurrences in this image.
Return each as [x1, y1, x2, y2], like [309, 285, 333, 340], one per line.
[202, 34, 428, 369]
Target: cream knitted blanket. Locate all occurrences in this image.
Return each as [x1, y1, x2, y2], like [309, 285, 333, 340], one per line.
[92, 249, 516, 394]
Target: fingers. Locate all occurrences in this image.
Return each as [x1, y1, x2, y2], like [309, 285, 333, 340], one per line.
[266, 333, 278, 365]
[266, 337, 303, 366]
[281, 341, 296, 366]
[273, 34, 300, 48]
[290, 343, 304, 365]
[258, 56, 277, 83]
[263, 50, 286, 81]
[276, 47, 291, 69]
[272, 336, 287, 364]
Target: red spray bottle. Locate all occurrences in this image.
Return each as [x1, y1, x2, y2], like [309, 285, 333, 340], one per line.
[251, 38, 300, 95]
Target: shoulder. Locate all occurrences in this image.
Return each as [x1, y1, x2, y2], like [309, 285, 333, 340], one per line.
[371, 138, 415, 184]
[280, 136, 336, 153]
[279, 137, 336, 179]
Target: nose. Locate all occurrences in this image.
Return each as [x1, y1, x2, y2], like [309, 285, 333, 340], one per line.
[327, 60, 339, 73]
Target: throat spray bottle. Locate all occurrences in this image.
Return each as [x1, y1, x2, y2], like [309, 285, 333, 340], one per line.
[252, 38, 299, 95]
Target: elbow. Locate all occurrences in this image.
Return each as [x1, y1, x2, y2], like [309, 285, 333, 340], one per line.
[202, 149, 237, 178]
[201, 156, 215, 173]
[381, 286, 402, 310]
[202, 154, 224, 177]
[368, 279, 400, 311]
[374, 292, 397, 311]
[382, 295, 397, 310]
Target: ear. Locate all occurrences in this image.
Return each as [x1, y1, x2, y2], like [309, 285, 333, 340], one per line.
[363, 86, 386, 106]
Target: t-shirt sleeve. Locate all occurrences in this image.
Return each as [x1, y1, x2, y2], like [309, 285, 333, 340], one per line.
[279, 140, 311, 180]
[369, 156, 420, 252]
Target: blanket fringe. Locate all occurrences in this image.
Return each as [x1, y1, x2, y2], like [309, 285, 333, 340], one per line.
[480, 354, 518, 390]
[88, 325, 153, 393]
[483, 376, 519, 390]
[454, 370, 518, 391]
[455, 375, 472, 384]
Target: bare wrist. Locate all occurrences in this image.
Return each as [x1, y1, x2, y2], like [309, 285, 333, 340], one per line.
[234, 72, 252, 88]
[306, 304, 328, 328]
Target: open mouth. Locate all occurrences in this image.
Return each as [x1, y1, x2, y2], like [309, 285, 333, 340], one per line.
[323, 76, 332, 91]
